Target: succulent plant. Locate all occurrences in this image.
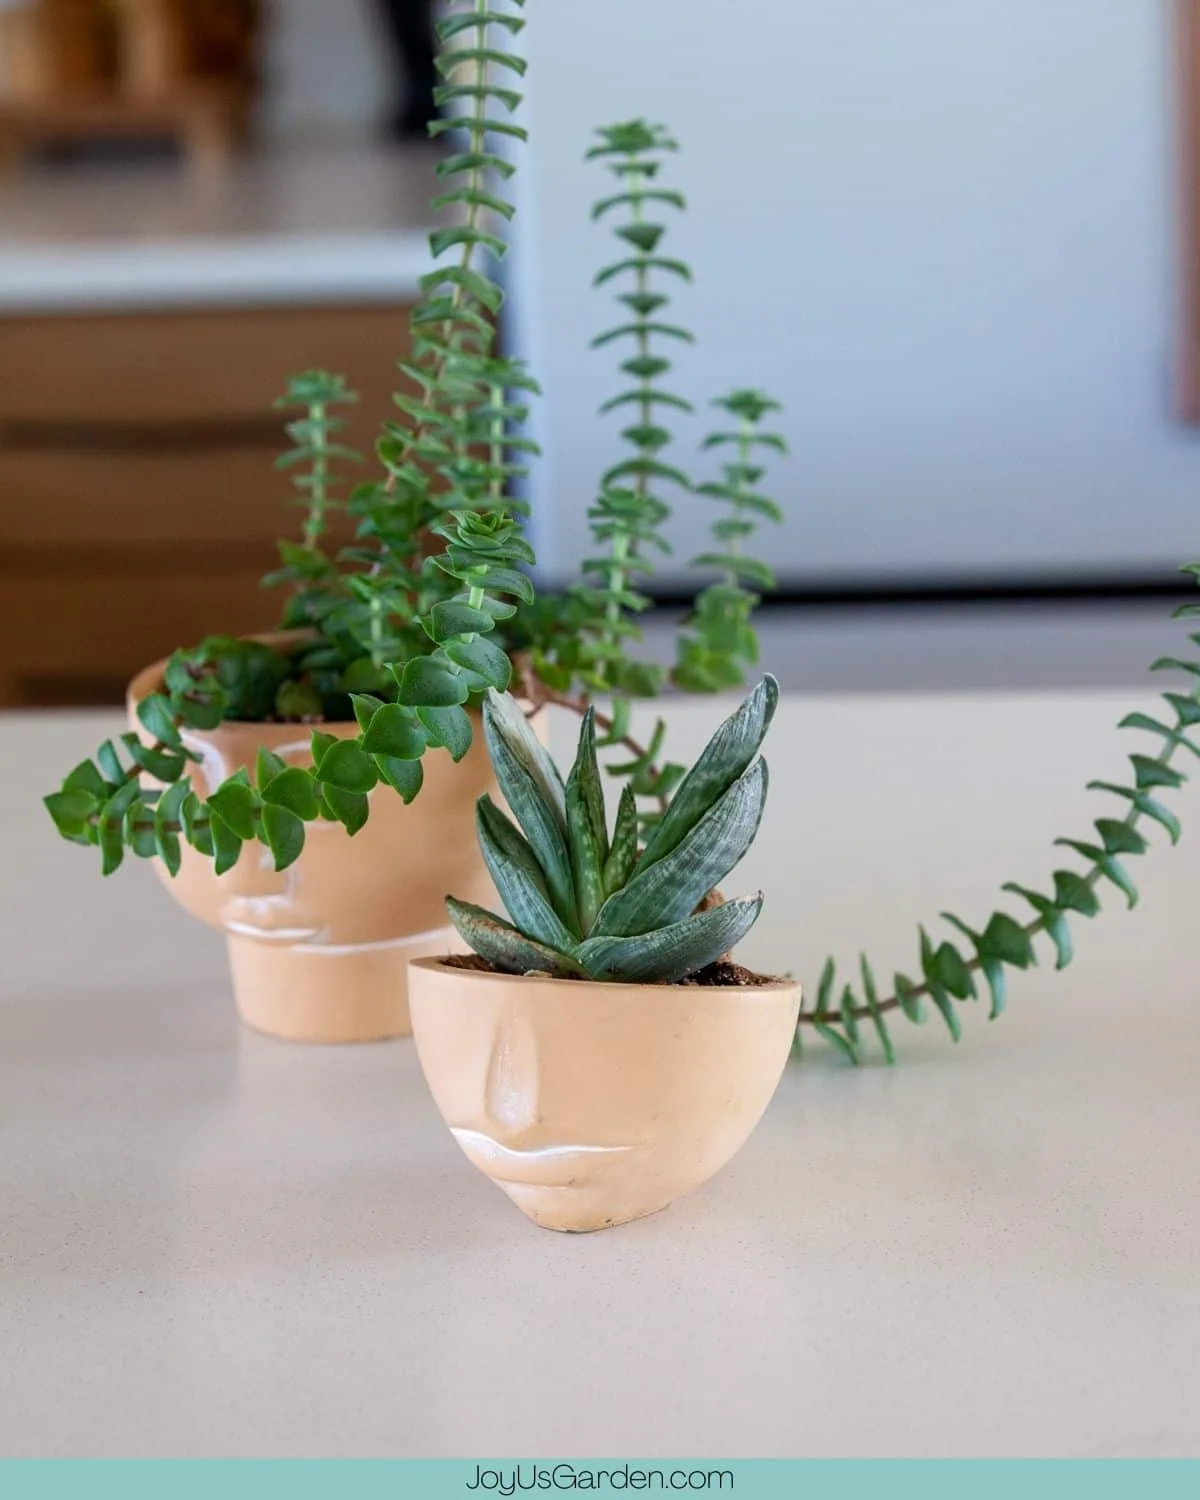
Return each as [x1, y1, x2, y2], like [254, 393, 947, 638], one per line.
[447, 676, 778, 983]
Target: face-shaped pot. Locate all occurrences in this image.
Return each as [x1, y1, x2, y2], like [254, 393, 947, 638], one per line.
[127, 652, 520, 1043]
[408, 958, 801, 1232]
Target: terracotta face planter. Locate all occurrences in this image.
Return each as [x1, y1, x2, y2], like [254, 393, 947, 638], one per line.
[408, 958, 801, 1232]
[127, 654, 528, 1044]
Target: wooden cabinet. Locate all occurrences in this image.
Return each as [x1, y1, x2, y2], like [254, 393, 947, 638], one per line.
[0, 302, 414, 706]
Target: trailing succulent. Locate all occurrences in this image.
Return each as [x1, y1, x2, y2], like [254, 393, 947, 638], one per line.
[41, 0, 1200, 1053]
[44, 0, 785, 879]
[448, 678, 777, 983]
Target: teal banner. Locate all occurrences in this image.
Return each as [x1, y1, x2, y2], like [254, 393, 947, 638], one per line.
[0, 1462, 1198, 1499]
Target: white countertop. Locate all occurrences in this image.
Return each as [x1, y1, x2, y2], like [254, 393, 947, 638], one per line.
[0, 144, 440, 311]
[2, 689, 1199, 1458]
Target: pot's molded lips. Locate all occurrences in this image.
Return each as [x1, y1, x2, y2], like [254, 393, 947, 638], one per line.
[126, 641, 541, 1043]
[408, 956, 801, 1232]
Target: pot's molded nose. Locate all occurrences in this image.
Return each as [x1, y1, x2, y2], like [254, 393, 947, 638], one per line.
[408, 958, 801, 1233]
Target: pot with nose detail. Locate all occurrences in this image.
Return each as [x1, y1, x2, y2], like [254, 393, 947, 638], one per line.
[127, 653, 534, 1044]
[408, 957, 801, 1232]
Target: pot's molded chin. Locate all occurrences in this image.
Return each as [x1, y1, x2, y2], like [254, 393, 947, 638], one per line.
[408, 957, 802, 1233]
[228, 926, 467, 1043]
[126, 643, 529, 1044]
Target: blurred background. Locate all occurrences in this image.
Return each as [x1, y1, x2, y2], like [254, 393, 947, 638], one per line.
[2, 0, 1200, 709]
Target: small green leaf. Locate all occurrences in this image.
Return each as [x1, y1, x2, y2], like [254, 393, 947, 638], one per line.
[1129, 753, 1186, 791]
[262, 804, 305, 872]
[44, 789, 98, 843]
[919, 928, 963, 1041]
[1002, 883, 1073, 970]
[63, 760, 110, 798]
[1055, 840, 1138, 908]
[136, 693, 183, 749]
[361, 703, 427, 760]
[210, 813, 243, 877]
[980, 913, 1037, 969]
[317, 740, 379, 795]
[813, 1019, 860, 1065]
[417, 705, 473, 762]
[321, 785, 370, 835]
[859, 956, 896, 1065]
[153, 779, 188, 878]
[839, 985, 861, 1045]
[894, 972, 925, 1024]
[1052, 869, 1100, 917]
[97, 740, 125, 784]
[255, 746, 289, 789]
[1094, 817, 1148, 856]
[375, 755, 423, 803]
[262, 766, 321, 820]
[207, 781, 259, 841]
[1087, 780, 1181, 845]
[395, 656, 470, 708]
[444, 634, 512, 690]
[426, 601, 496, 642]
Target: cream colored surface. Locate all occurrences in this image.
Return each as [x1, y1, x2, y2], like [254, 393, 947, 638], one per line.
[3, 688, 1200, 1456]
[409, 959, 800, 1233]
[126, 654, 501, 1042]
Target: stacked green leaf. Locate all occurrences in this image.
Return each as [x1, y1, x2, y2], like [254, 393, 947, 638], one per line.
[675, 389, 787, 692]
[447, 675, 779, 983]
[802, 596, 1200, 1063]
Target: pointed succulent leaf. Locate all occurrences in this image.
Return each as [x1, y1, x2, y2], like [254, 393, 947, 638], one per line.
[859, 955, 895, 1065]
[592, 759, 768, 938]
[565, 709, 608, 932]
[1001, 883, 1074, 970]
[576, 895, 764, 983]
[1052, 869, 1100, 917]
[639, 675, 778, 867]
[446, 898, 586, 979]
[603, 785, 639, 896]
[1055, 839, 1138, 908]
[482, 692, 576, 927]
[476, 795, 580, 948]
[1087, 781, 1181, 845]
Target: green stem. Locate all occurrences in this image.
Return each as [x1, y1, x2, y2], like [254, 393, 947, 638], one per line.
[303, 400, 328, 547]
[488, 381, 506, 509]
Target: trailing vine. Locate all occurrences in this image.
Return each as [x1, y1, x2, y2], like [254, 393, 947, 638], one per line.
[44, 0, 536, 876]
[675, 390, 786, 693]
[798, 590, 1200, 1063]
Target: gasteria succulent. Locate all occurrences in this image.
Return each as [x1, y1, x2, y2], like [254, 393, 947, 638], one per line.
[447, 677, 779, 983]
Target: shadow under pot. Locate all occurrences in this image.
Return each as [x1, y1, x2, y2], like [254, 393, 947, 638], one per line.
[127, 652, 525, 1044]
[408, 957, 801, 1232]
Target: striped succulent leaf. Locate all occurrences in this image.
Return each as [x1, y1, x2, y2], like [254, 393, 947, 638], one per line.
[446, 678, 778, 983]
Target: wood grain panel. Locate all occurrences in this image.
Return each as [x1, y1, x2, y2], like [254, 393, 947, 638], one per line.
[0, 300, 416, 706]
[0, 303, 413, 423]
